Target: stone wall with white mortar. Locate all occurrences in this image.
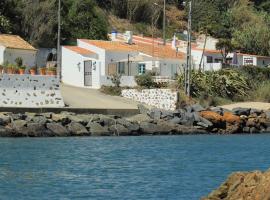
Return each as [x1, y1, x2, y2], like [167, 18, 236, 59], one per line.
[0, 74, 64, 107]
[121, 89, 178, 110]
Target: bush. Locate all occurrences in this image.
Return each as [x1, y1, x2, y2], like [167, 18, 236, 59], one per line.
[110, 74, 121, 88]
[135, 73, 156, 89]
[250, 81, 270, 102]
[99, 86, 122, 96]
[15, 57, 23, 67]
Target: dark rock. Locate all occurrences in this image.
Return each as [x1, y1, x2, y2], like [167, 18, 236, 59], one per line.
[0, 126, 13, 137]
[0, 114, 11, 125]
[67, 122, 89, 136]
[196, 117, 213, 129]
[160, 110, 174, 120]
[9, 113, 26, 120]
[99, 116, 116, 126]
[174, 124, 208, 135]
[265, 111, 270, 120]
[226, 123, 240, 134]
[26, 123, 50, 137]
[47, 123, 69, 136]
[180, 112, 195, 126]
[138, 104, 149, 115]
[232, 107, 251, 116]
[184, 106, 192, 113]
[191, 104, 205, 112]
[87, 122, 111, 136]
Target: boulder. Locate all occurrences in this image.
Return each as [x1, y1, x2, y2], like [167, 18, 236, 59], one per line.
[200, 111, 223, 124]
[265, 111, 270, 119]
[87, 122, 111, 136]
[202, 169, 270, 200]
[99, 116, 116, 126]
[139, 122, 161, 135]
[148, 109, 161, 120]
[46, 123, 69, 136]
[137, 104, 149, 115]
[169, 117, 182, 124]
[0, 114, 11, 125]
[67, 122, 89, 136]
[51, 114, 70, 123]
[126, 114, 152, 123]
[174, 124, 208, 135]
[117, 118, 140, 133]
[26, 123, 50, 137]
[109, 124, 130, 136]
[210, 107, 223, 115]
[191, 104, 205, 112]
[250, 108, 262, 115]
[242, 127, 250, 133]
[222, 112, 241, 124]
[246, 118, 257, 127]
[232, 107, 250, 116]
[31, 116, 48, 125]
[225, 123, 240, 134]
[0, 126, 13, 137]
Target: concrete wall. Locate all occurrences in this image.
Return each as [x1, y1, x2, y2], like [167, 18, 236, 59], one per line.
[4, 48, 37, 68]
[122, 89, 178, 110]
[0, 74, 64, 107]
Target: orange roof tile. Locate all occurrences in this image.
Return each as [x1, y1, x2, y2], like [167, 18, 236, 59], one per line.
[79, 39, 135, 52]
[130, 42, 185, 60]
[64, 46, 95, 55]
[0, 34, 36, 51]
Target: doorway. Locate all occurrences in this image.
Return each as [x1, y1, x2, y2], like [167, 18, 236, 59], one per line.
[84, 60, 92, 86]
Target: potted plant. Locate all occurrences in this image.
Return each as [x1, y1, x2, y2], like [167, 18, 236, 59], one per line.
[47, 67, 57, 76]
[30, 67, 36, 75]
[7, 63, 16, 74]
[18, 65, 26, 75]
[0, 63, 3, 74]
[39, 67, 46, 75]
[15, 57, 23, 67]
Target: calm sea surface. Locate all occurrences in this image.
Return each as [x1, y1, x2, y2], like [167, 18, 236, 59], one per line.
[0, 135, 270, 200]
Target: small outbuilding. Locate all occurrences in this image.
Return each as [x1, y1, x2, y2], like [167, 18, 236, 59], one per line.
[0, 34, 37, 68]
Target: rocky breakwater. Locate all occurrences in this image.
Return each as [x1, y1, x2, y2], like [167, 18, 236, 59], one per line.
[202, 168, 270, 200]
[0, 104, 269, 137]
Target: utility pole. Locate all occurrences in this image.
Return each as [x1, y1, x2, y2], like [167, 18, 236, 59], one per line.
[163, 0, 166, 45]
[57, 0, 61, 80]
[184, 0, 192, 97]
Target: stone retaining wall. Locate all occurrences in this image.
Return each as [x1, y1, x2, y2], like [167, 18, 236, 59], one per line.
[0, 74, 64, 107]
[121, 89, 178, 110]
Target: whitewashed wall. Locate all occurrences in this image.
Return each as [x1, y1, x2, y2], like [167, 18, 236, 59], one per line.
[0, 45, 5, 65]
[122, 89, 178, 110]
[100, 76, 137, 88]
[4, 48, 37, 68]
[0, 74, 64, 107]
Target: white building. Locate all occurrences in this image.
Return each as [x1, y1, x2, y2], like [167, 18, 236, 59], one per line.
[0, 34, 37, 68]
[62, 38, 185, 89]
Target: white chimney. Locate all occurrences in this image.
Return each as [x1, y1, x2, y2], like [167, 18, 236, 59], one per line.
[172, 34, 177, 49]
[125, 31, 133, 44]
[111, 29, 117, 41]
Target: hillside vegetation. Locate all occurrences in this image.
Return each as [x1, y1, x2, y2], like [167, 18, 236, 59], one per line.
[0, 0, 270, 56]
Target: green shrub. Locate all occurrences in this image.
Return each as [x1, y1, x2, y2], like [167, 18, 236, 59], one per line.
[100, 86, 122, 96]
[250, 81, 270, 102]
[135, 73, 156, 89]
[15, 57, 23, 67]
[110, 74, 121, 88]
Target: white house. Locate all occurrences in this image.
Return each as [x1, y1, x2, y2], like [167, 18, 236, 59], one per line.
[62, 38, 186, 89]
[0, 34, 37, 68]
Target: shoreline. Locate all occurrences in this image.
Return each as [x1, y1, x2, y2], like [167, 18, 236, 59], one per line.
[0, 104, 269, 137]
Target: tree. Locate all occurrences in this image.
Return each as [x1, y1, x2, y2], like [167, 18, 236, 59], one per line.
[63, 0, 108, 44]
[216, 39, 235, 64]
[0, 15, 11, 33]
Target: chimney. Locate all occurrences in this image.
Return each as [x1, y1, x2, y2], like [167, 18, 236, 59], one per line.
[125, 31, 133, 45]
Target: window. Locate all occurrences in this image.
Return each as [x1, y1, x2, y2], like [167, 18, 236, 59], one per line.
[207, 56, 213, 63]
[118, 62, 125, 74]
[244, 58, 254, 65]
[138, 64, 146, 74]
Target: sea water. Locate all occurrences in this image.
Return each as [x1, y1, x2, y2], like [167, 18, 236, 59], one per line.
[0, 135, 269, 200]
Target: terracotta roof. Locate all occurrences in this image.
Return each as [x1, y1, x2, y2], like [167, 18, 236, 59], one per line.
[79, 39, 135, 52]
[64, 46, 95, 55]
[0, 34, 36, 50]
[130, 42, 185, 60]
